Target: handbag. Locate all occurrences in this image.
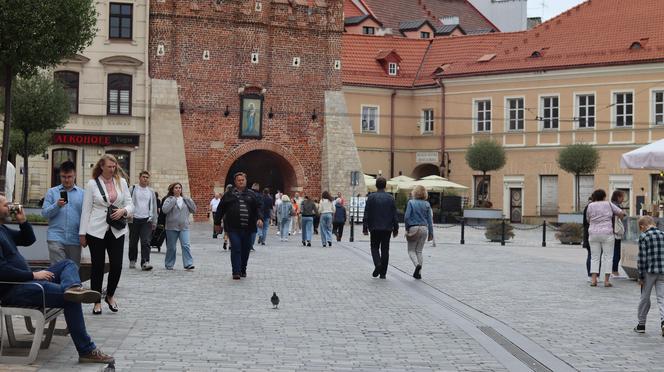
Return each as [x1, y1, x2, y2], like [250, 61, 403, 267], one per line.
[95, 178, 127, 230]
[610, 202, 624, 239]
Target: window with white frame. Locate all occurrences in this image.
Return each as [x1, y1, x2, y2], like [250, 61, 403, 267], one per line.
[614, 92, 633, 127]
[654, 90, 664, 126]
[540, 96, 559, 129]
[506, 98, 524, 131]
[475, 99, 491, 132]
[388, 63, 397, 76]
[576, 94, 595, 128]
[421, 109, 434, 133]
[361, 106, 378, 133]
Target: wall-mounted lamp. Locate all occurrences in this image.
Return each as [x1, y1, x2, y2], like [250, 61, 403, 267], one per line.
[268, 107, 274, 119]
[311, 109, 317, 121]
[223, 105, 230, 117]
[179, 101, 185, 114]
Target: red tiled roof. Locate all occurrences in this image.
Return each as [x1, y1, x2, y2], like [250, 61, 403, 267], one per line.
[344, 0, 364, 18]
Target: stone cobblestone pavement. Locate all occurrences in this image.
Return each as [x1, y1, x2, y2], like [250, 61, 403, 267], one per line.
[2, 222, 663, 371]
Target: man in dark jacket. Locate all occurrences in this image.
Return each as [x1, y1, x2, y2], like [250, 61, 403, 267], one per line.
[0, 195, 114, 364]
[215, 172, 263, 280]
[363, 177, 399, 279]
[257, 188, 273, 245]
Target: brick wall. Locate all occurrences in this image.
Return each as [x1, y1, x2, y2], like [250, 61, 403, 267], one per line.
[149, 0, 344, 220]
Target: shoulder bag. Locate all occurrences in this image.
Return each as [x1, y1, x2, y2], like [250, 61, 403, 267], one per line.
[95, 178, 127, 230]
[610, 201, 624, 239]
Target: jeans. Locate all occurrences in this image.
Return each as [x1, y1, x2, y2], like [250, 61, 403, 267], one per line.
[228, 230, 253, 274]
[128, 218, 152, 264]
[613, 238, 622, 273]
[280, 217, 291, 240]
[320, 213, 333, 246]
[47, 241, 81, 266]
[87, 231, 124, 299]
[589, 233, 614, 275]
[165, 229, 193, 269]
[257, 216, 270, 243]
[370, 230, 392, 275]
[301, 216, 314, 242]
[1, 259, 96, 355]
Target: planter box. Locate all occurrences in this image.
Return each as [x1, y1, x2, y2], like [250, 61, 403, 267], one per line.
[463, 208, 503, 219]
[558, 213, 583, 224]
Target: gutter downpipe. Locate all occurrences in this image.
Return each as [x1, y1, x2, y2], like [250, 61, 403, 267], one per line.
[144, 0, 151, 170]
[437, 78, 446, 177]
[390, 89, 396, 178]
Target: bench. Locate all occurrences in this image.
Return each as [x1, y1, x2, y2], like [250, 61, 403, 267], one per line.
[0, 282, 63, 364]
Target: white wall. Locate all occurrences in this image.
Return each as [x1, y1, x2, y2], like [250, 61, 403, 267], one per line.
[468, 0, 528, 32]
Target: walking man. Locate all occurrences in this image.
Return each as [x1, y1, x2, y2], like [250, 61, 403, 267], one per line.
[257, 188, 273, 245]
[634, 216, 664, 335]
[128, 171, 158, 271]
[215, 172, 263, 280]
[363, 177, 399, 279]
[41, 161, 84, 265]
[210, 192, 221, 238]
[0, 195, 115, 364]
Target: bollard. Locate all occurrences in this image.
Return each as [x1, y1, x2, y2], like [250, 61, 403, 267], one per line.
[542, 220, 546, 247]
[501, 219, 506, 246]
[350, 215, 354, 242]
[460, 219, 465, 245]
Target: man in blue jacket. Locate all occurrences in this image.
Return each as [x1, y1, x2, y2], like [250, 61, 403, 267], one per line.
[0, 195, 114, 364]
[363, 177, 399, 279]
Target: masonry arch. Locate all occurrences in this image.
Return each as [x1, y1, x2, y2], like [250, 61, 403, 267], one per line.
[411, 163, 439, 179]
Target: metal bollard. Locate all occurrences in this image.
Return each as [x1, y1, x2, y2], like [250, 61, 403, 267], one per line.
[350, 215, 354, 242]
[542, 220, 546, 247]
[501, 219, 506, 246]
[460, 219, 465, 245]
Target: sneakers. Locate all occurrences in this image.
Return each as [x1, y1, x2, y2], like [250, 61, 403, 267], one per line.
[64, 287, 101, 304]
[307, 241, 311, 247]
[184, 265, 195, 270]
[141, 262, 153, 271]
[79, 348, 115, 364]
[223, 241, 227, 250]
[129, 260, 136, 269]
[634, 324, 646, 333]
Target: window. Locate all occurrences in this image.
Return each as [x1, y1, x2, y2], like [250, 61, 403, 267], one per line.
[614, 92, 633, 127]
[107, 73, 132, 115]
[54, 71, 79, 114]
[506, 98, 524, 131]
[540, 96, 559, 129]
[422, 109, 434, 133]
[576, 94, 595, 128]
[420, 31, 430, 39]
[540, 175, 558, 216]
[361, 106, 378, 133]
[388, 63, 397, 76]
[654, 90, 664, 125]
[362, 26, 375, 35]
[109, 3, 133, 39]
[475, 99, 491, 132]
[106, 150, 130, 180]
[51, 149, 77, 187]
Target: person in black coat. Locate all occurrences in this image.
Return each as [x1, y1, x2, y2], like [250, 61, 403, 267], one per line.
[332, 200, 347, 242]
[363, 177, 399, 279]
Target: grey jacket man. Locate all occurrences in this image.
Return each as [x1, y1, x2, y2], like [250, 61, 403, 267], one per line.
[162, 197, 197, 231]
[129, 185, 159, 227]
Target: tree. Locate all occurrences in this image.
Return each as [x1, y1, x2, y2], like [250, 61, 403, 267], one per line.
[5, 75, 70, 203]
[558, 143, 600, 212]
[465, 139, 506, 202]
[0, 0, 96, 191]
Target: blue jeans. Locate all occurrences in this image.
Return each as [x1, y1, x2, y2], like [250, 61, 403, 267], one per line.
[257, 216, 270, 243]
[228, 230, 253, 274]
[301, 216, 314, 242]
[165, 230, 193, 269]
[320, 213, 333, 246]
[1, 259, 95, 355]
[280, 217, 291, 239]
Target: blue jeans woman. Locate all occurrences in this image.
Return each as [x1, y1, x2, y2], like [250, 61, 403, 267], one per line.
[161, 183, 197, 270]
[320, 212, 333, 247]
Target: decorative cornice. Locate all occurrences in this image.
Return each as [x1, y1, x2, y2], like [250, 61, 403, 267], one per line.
[62, 54, 90, 64]
[99, 55, 144, 67]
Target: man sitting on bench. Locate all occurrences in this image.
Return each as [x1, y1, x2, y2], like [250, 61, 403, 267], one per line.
[0, 195, 114, 364]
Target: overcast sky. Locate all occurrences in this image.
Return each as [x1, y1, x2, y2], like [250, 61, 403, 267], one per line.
[527, 0, 587, 21]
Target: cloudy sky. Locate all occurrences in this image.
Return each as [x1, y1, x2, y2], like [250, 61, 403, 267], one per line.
[528, 0, 587, 21]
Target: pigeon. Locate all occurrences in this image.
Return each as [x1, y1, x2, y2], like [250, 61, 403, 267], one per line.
[271, 292, 280, 309]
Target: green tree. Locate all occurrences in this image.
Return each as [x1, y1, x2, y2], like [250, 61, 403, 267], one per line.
[465, 139, 506, 202]
[8, 75, 70, 204]
[0, 0, 96, 190]
[558, 143, 600, 212]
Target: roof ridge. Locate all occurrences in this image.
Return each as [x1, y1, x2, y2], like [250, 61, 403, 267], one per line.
[531, 0, 590, 31]
[412, 39, 435, 87]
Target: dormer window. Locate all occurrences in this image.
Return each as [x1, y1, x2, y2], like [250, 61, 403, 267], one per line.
[362, 26, 375, 35]
[630, 42, 642, 50]
[388, 63, 398, 76]
[420, 31, 430, 39]
[530, 51, 542, 58]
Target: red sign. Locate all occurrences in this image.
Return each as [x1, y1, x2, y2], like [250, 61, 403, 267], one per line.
[52, 133, 139, 146]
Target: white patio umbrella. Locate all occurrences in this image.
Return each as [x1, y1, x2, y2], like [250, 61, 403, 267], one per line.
[364, 174, 377, 192]
[620, 138, 664, 169]
[400, 176, 469, 193]
[386, 175, 414, 193]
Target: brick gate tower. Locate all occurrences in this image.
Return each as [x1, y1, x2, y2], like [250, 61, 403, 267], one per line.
[148, 0, 364, 220]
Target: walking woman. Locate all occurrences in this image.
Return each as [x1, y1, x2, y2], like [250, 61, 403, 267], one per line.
[277, 195, 293, 242]
[611, 190, 625, 277]
[162, 182, 197, 270]
[319, 191, 335, 247]
[332, 199, 347, 242]
[300, 195, 318, 246]
[586, 189, 625, 287]
[79, 154, 134, 314]
[404, 185, 433, 279]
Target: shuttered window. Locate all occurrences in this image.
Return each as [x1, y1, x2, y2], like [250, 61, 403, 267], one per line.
[107, 74, 132, 115]
[540, 175, 558, 216]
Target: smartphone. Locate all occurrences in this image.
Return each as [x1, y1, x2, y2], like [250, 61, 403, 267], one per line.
[60, 190, 68, 203]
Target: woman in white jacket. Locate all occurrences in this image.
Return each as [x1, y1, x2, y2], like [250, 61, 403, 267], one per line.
[79, 154, 133, 315]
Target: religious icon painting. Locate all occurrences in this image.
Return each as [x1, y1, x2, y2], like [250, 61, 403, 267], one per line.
[239, 95, 263, 139]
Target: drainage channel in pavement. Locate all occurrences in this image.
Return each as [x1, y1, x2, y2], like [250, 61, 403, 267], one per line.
[343, 243, 577, 372]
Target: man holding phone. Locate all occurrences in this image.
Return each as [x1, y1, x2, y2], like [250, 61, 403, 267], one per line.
[42, 161, 85, 265]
